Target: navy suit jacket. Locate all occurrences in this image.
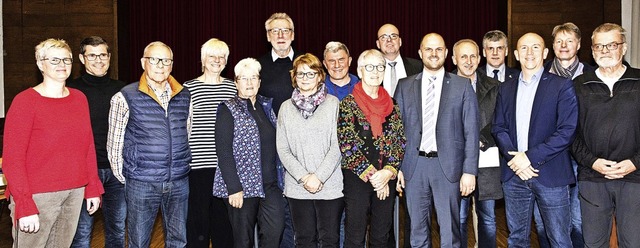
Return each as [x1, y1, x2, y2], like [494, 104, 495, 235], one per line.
[492, 70, 578, 187]
[402, 56, 423, 77]
[395, 71, 479, 183]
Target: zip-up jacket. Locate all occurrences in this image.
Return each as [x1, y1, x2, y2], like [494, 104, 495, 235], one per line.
[572, 67, 640, 183]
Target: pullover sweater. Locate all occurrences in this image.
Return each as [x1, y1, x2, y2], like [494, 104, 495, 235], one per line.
[68, 73, 126, 169]
[572, 67, 640, 183]
[3, 88, 104, 220]
[276, 95, 343, 200]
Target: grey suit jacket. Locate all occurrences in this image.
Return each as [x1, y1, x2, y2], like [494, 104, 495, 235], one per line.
[394, 71, 480, 183]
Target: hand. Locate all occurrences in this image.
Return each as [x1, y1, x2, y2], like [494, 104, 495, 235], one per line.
[304, 174, 323, 193]
[370, 169, 393, 191]
[376, 185, 390, 200]
[459, 173, 476, 196]
[86, 197, 101, 215]
[591, 158, 618, 177]
[229, 191, 244, 209]
[19, 214, 40, 233]
[515, 166, 539, 181]
[604, 159, 637, 179]
[507, 151, 532, 174]
[396, 171, 405, 196]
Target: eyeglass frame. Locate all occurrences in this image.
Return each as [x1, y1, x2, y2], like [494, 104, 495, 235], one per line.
[236, 76, 260, 83]
[592, 42, 624, 52]
[41, 57, 73, 65]
[268, 28, 293, 35]
[378, 33, 400, 41]
[144, 57, 174, 66]
[84, 53, 110, 61]
[295, 71, 318, 79]
[362, 64, 386, 72]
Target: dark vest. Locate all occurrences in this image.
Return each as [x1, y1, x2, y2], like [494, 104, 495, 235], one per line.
[120, 82, 191, 182]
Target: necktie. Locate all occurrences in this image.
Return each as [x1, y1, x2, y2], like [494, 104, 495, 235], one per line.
[422, 76, 437, 152]
[492, 69, 500, 81]
[388, 62, 398, 93]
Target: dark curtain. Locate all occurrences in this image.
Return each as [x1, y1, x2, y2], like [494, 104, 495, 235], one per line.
[118, 0, 501, 83]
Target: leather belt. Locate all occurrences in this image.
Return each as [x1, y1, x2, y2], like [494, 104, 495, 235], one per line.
[418, 151, 438, 157]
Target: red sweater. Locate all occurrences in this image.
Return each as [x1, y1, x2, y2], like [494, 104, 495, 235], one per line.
[3, 88, 104, 220]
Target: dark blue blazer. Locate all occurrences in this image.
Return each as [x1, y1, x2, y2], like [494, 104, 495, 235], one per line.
[492, 70, 578, 187]
[395, 71, 479, 183]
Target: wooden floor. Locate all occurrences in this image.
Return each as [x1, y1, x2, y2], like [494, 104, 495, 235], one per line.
[0, 199, 549, 248]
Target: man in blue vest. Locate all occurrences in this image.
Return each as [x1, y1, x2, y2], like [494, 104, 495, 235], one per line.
[107, 41, 191, 248]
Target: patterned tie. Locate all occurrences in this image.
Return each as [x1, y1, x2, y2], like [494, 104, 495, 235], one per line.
[388, 62, 398, 93]
[492, 69, 500, 81]
[422, 75, 437, 152]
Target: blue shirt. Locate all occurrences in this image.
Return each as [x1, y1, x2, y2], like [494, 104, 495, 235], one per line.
[515, 68, 544, 152]
[324, 73, 359, 101]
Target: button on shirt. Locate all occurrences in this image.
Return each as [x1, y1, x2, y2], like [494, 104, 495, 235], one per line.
[515, 68, 543, 152]
[419, 68, 445, 152]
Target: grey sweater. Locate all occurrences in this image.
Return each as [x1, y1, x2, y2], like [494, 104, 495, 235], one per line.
[276, 95, 343, 200]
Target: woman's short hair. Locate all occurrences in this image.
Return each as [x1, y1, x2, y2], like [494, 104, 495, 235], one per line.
[290, 53, 325, 88]
[234, 58, 261, 78]
[201, 38, 230, 72]
[357, 49, 385, 68]
[35, 38, 72, 61]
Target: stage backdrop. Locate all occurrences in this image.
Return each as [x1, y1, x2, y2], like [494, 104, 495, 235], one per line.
[117, 0, 502, 83]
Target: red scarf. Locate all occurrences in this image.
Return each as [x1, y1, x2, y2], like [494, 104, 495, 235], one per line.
[352, 82, 394, 138]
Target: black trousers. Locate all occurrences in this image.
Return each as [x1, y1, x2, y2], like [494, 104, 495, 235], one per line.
[288, 197, 344, 248]
[342, 169, 397, 248]
[186, 167, 234, 248]
[225, 182, 286, 248]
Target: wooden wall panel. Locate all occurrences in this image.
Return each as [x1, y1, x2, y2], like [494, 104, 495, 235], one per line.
[508, 0, 621, 67]
[2, 0, 118, 112]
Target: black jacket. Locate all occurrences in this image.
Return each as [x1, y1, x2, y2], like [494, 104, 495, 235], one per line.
[572, 67, 640, 183]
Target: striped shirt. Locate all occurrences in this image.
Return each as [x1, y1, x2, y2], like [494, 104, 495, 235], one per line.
[184, 78, 237, 169]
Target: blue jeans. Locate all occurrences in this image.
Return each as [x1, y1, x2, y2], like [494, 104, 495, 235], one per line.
[460, 196, 496, 248]
[533, 160, 583, 248]
[503, 176, 572, 248]
[71, 169, 126, 248]
[126, 177, 189, 248]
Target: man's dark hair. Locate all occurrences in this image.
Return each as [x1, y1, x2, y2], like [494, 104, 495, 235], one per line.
[80, 36, 110, 54]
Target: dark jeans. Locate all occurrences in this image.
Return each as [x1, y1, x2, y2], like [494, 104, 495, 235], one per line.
[460, 196, 497, 248]
[579, 180, 640, 248]
[225, 182, 286, 248]
[503, 176, 571, 248]
[71, 169, 126, 248]
[126, 177, 189, 248]
[288, 198, 344, 248]
[343, 170, 396, 248]
[186, 168, 234, 248]
[534, 160, 583, 248]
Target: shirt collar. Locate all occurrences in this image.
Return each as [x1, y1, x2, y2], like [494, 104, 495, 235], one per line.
[271, 49, 294, 62]
[519, 68, 544, 86]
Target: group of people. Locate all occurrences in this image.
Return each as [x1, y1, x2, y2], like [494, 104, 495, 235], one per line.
[2, 10, 638, 248]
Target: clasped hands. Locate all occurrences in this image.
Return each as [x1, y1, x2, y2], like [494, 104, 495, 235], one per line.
[300, 173, 323, 194]
[370, 169, 393, 200]
[593, 158, 637, 179]
[508, 151, 539, 181]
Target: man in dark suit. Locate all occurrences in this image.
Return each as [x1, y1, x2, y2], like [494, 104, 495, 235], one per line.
[376, 23, 423, 96]
[492, 32, 577, 247]
[452, 39, 502, 248]
[395, 33, 479, 248]
[480, 30, 520, 83]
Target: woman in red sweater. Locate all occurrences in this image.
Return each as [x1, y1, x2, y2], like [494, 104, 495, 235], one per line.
[3, 38, 104, 247]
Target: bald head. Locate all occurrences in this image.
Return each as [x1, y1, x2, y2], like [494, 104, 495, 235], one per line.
[418, 33, 448, 73]
[376, 23, 403, 60]
[514, 32, 548, 74]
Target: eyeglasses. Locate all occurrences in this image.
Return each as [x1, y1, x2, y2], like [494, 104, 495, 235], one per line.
[41, 57, 73, 65]
[237, 76, 260, 83]
[84, 53, 110, 61]
[378, 33, 400, 41]
[363, 64, 385, 72]
[268, 28, 293, 35]
[295, 71, 318, 79]
[592, 42, 624, 52]
[144, 57, 173, 66]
